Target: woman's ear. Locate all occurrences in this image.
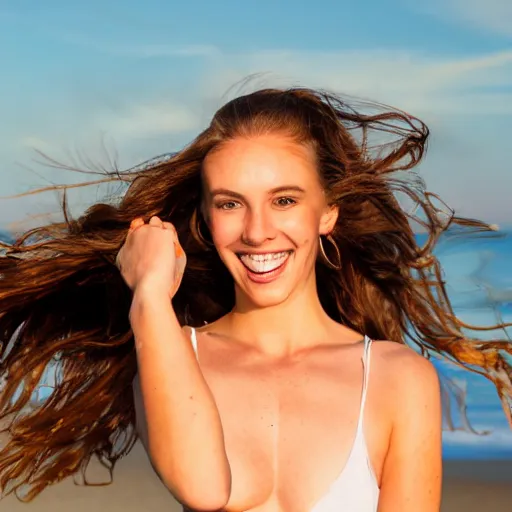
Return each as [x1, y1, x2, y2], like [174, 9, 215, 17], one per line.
[319, 204, 339, 235]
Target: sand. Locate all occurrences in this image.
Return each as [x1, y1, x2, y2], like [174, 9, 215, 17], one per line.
[442, 460, 512, 512]
[1, 442, 511, 511]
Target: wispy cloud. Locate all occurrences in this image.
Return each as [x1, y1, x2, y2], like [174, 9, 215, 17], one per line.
[9, 47, 512, 156]
[198, 48, 512, 118]
[3, 45, 511, 225]
[59, 32, 220, 58]
[8, 46, 512, 168]
[410, 0, 512, 38]
[20, 136, 55, 154]
[96, 102, 200, 137]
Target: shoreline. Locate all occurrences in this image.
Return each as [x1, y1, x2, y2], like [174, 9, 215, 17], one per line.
[443, 459, 512, 483]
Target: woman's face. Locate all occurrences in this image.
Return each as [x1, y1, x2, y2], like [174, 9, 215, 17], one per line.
[202, 134, 338, 309]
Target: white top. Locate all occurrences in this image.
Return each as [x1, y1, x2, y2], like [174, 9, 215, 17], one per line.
[189, 328, 379, 511]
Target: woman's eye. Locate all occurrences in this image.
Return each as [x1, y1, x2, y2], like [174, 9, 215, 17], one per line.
[275, 197, 296, 207]
[218, 201, 240, 210]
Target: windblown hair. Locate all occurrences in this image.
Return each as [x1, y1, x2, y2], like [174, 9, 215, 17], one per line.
[1, 87, 511, 500]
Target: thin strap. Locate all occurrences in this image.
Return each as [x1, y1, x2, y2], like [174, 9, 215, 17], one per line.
[190, 327, 199, 360]
[356, 335, 373, 432]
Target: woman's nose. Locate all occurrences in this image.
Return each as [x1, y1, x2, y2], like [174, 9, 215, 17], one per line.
[241, 209, 277, 246]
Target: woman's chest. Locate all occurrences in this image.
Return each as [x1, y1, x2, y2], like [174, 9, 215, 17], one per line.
[200, 354, 385, 511]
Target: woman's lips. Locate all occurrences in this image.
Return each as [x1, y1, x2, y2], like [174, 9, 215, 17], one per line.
[238, 251, 292, 283]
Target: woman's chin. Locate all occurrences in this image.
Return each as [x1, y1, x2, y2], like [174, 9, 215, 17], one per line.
[229, 254, 307, 309]
[236, 279, 295, 309]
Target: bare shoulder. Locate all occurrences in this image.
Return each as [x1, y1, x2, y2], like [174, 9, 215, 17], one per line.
[369, 340, 441, 413]
[370, 340, 438, 379]
[370, 341, 443, 509]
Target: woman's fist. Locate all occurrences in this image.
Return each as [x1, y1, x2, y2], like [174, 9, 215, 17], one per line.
[116, 216, 186, 298]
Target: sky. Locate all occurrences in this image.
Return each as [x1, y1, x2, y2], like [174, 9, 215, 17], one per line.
[0, 0, 511, 230]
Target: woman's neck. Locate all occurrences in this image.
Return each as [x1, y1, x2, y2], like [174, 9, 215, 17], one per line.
[228, 282, 336, 357]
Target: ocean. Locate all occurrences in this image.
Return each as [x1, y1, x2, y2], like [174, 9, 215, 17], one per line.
[1, 228, 511, 460]
[427, 231, 512, 459]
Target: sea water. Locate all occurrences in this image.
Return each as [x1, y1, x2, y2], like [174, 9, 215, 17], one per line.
[428, 231, 512, 459]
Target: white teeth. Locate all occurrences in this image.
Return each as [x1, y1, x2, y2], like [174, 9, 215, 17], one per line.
[240, 252, 290, 274]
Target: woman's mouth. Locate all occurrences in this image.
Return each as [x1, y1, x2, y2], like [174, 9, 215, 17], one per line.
[238, 251, 292, 283]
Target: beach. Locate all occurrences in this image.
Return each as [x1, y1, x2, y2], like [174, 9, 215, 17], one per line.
[442, 460, 512, 511]
[1, 441, 511, 512]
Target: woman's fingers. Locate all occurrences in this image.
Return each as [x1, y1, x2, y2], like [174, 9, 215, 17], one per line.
[162, 221, 175, 232]
[149, 216, 162, 227]
[130, 218, 145, 231]
[118, 217, 186, 297]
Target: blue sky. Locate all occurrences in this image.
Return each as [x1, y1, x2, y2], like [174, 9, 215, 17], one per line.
[0, 0, 511, 230]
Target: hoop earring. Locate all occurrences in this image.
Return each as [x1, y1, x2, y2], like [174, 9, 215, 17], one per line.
[319, 234, 341, 270]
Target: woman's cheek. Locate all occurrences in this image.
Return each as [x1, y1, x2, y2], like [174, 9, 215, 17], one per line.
[210, 212, 243, 246]
[279, 211, 318, 246]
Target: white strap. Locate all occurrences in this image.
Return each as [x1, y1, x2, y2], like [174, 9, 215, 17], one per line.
[357, 335, 372, 431]
[190, 327, 199, 360]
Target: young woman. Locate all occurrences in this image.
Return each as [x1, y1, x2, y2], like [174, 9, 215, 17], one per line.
[1, 87, 510, 511]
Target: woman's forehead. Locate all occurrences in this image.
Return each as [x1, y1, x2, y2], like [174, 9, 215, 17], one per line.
[202, 135, 320, 191]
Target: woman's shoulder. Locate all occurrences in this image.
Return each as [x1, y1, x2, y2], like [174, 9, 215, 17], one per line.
[187, 315, 231, 335]
[370, 339, 437, 369]
[369, 340, 440, 407]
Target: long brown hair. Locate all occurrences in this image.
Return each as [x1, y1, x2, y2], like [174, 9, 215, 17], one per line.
[1, 87, 511, 501]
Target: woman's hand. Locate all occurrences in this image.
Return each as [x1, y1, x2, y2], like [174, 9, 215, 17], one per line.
[116, 216, 186, 298]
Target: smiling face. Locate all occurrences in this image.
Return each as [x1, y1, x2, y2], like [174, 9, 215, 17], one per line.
[202, 134, 338, 309]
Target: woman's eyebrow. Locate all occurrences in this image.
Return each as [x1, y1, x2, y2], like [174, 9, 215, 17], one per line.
[209, 188, 245, 200]
[269, 185, 306, 194]
[209, 185, 306, 199]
